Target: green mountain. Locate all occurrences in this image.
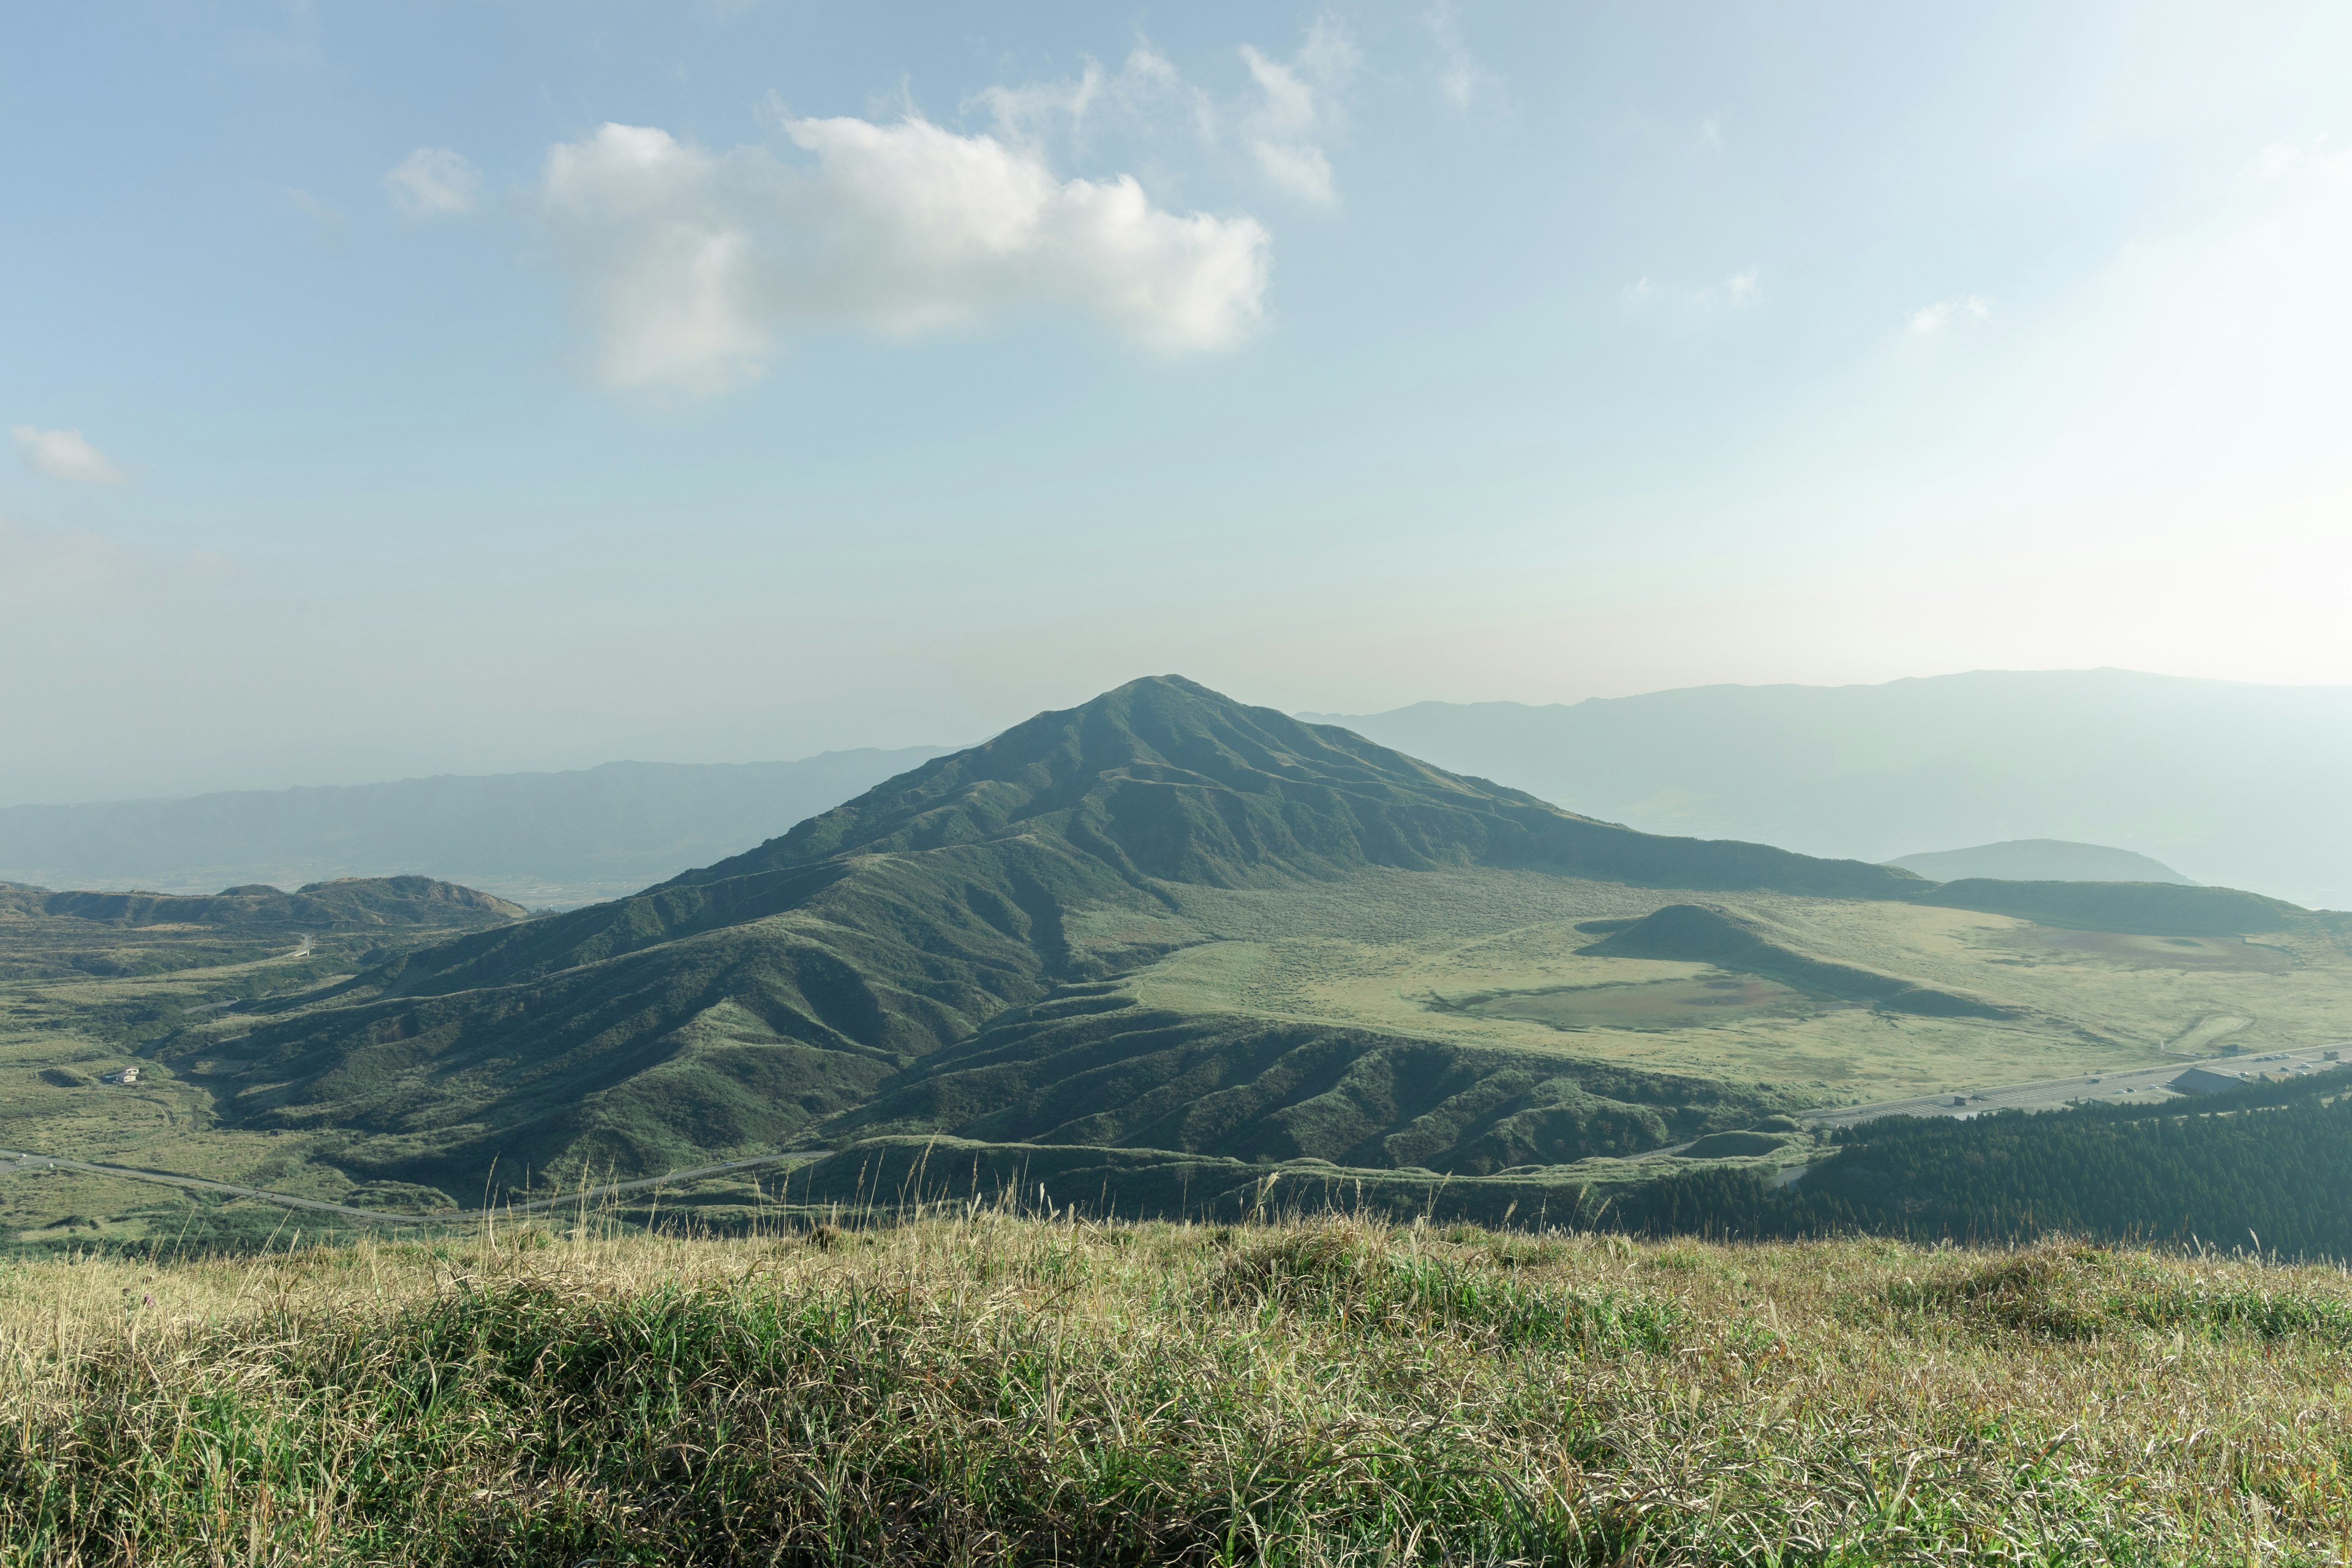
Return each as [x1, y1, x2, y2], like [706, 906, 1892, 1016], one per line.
[1887, 838, 2193, 885]
[154, 677, 2344, 1204]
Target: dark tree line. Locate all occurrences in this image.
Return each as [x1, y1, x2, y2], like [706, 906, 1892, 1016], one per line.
[1615, 1069, 2352, 1262]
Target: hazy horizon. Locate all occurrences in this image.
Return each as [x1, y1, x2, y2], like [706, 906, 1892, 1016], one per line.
[7, 3, 2351, 807]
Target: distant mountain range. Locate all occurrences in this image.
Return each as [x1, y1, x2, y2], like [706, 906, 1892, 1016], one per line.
[1302, 670, 2352, 910]
[0, 748, 951, 908]
[1887, 839, 2193, 886]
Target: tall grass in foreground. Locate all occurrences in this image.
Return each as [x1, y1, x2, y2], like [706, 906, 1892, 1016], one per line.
[1, 1213, 2349, 1565]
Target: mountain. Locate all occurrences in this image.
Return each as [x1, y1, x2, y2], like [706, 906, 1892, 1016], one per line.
[1886, 839, 2193, 884]
[1300, 670, 2352, 909]
[0, 748, 952, 909]
[151, 676, 2347, 1206]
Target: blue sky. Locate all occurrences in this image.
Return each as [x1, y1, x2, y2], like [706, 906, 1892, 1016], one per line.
[4, 1, 2349, 803]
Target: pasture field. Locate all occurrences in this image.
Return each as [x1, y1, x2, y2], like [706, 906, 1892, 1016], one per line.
[4, 1211, 2351, 1564]
[1129, 870, 2352, 1104]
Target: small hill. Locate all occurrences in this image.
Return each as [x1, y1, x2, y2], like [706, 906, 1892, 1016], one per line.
[1580, 903, 2013, 1019]
[1888, 839, 2193, 884]
[29, 876, 527, 930]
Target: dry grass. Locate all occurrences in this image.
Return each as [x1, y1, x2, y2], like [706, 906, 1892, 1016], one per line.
[2, 1212, 2349, 1564]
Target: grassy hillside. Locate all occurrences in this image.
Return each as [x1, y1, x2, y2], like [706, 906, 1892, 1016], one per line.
[0, 879, 530, 1245]
[5, 1216, 2348, 1564]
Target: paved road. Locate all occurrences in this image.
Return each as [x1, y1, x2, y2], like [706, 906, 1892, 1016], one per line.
[1801, 1044, 2350, 1131]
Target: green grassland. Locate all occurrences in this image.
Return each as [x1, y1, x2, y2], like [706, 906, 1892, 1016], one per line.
[7, 1213, 2351, 1564]
[1125, 869, 2352, 1106]
[0, 881, 522, 1244]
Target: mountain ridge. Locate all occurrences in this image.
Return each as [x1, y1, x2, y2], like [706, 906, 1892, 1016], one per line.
[1302, 669, 2352, 908]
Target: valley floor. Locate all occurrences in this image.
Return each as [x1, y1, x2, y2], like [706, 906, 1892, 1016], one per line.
[5, 1212, 2350, 1564]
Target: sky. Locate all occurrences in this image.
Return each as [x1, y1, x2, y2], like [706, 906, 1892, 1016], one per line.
[4, 1, 2350, 805]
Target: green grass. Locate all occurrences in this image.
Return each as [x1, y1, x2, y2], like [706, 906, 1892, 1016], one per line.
[4, 1214, 2351, 1564]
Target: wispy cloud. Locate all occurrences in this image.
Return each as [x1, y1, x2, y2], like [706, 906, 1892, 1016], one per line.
[2252, 135, 2352, 183]
[11, 426, 127, 484]
[1423, 2, 1497, 111]
[539, 117, 1270, 393]
[1694, 114, 1724, 153]
[1238, 18, 1359, 206]
[1909, 295, 1993, 335]
[969, 21, 1358, 208]
[385, 147, 483, 219]
[1621, 268, 1760, 314]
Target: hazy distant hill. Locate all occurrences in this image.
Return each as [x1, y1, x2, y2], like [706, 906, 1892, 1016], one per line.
[1302, 671, 2352, 909]
[0, 748, 951, 908]
[1887, 839, 2193, 885]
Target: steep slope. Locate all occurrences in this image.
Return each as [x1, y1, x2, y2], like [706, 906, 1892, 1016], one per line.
[1888, 839, 2193, 884]
[170, 677, 1933, 1191]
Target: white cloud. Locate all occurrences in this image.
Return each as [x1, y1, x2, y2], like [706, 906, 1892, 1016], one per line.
[1908, 294, 1993, 335]
[1423, 3, 1497, 111]
[1238, 18, 1358, 206]
[2252, 135, 2352, 183]
[384, 147, 483, 219]
[539, 118, 1270, 392]
[11, 426, 126, 484]
[1694, 115, 1724, 152]
[1621, 269, 1760, 314]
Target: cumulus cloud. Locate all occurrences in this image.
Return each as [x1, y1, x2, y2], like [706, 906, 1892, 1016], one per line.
[1909, 295, 1993, 335]
[538, 118, 1270, 392]
[1238, 18, 1357, 205]
[12, 426, 127, 484]
[384, 147, 483, 219]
